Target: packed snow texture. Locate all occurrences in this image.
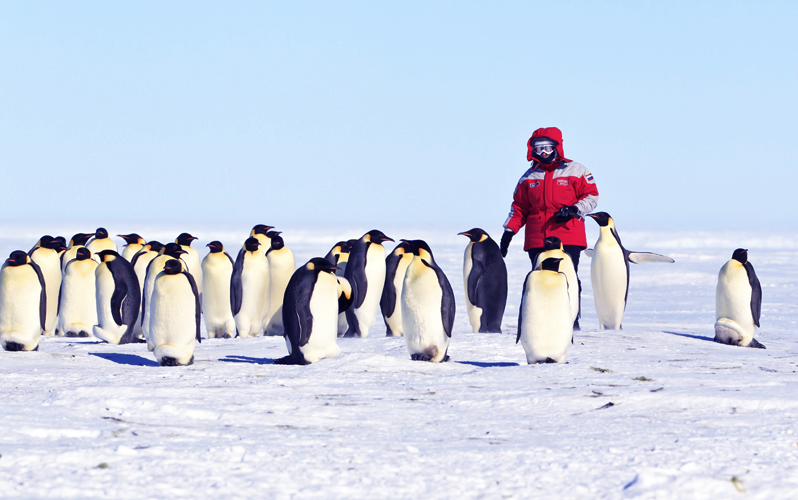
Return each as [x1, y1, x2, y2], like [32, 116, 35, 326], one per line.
[0, 224, 796, 499]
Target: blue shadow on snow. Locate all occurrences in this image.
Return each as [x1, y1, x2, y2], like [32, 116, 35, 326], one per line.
[219, 355, 275, 365]
[457, 361, 520, 368]
[89, 352, 159, 367]
[663, 331, 714, 342]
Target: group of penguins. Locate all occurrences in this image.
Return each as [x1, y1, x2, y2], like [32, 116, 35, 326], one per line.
[0, 213, 766, 366]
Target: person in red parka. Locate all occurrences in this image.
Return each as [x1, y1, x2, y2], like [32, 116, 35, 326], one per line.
[501, 127, 598, 329]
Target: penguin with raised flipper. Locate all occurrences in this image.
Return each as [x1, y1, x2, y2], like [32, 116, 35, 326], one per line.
[585, 212, 674, 330]
[141, 243, 187, 348]
[201, 241, 236, 339]
[0, 251, 46, 351]
[715, 248, 765, 349]
[344, 230, 394, 338]
[93, 250, 141, 345]
[400, 240, 455, 363]
[379, 240, 414, 337]
[517, 257, 573, 364]
[86, 227, 118, 261]
[58, 247, 98, 337]
[150, 259, 202, 366]
[275, 258, 347, 365]
[60, 233, 94, 272]
[231, 237, 270, 338]
[458, 228, 508, 334]
[534, 236, 579, 328]
[119, 233, 146, 262]
[29, 236, 65, 337]
[176, 233, 202, 296]
[265, 234, 296, 337]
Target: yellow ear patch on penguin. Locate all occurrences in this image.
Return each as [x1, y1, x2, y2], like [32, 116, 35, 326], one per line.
[306, 262, 315, 271]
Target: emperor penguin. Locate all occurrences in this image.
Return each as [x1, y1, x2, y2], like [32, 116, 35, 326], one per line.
[141, 243, 187, 348]
[201, 241, 236, 339]
[176, 232, 202, 295]
[343, 229, 394, 337]
[586, 212, 674, 330]
[400, 240, 455, 362]
[86, 227, 118, 261]
[0, 250, 46, 351]
[517, 257, 573, 364]
[131, 241, 164, 319]
[275, 258, 349, 365]
[458, 228, 508, 333]
[93, 250, 141, 345]
[265, 235, 297, 336]
[533, 236, 579, 327]
[119, 233, 146, 262]
[29, 236, 65, 337]
[60, 232, 94, 272]
[149, 259, 202, 366]
[379, 240, 414, 337]
[249, 224, 275, 249]
[231, 237, 271, 338]
[714, 249, 765, 349]
[58, 247, 98, 337]
[324, 240, 354, 336]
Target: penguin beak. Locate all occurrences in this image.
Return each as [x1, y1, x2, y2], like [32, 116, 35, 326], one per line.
[457, 232, 471, 237]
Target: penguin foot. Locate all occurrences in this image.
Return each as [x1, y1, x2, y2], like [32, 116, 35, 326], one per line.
[159, 355, 194, 367]
[543, 357, 558, 364]
[274, 355, 310, 366]
[441, 355, 450, 363]
[4, 342, 27, 352]
[573, 319, 581, 331]
[221, 334, 232, 339]
[411, 353, 433, 362]
[78, 331, 90, 338]
[748, 338, 766, 349]
[65, 331, 79, 338]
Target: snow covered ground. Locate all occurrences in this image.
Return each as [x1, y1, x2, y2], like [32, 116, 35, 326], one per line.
[0, 223, 796, 499]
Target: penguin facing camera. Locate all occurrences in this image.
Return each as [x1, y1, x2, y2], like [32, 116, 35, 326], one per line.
[265, 234, 297, 337]
[231, 237, 270, 338]
[201, 241, 236, 339]
[715, 249, 765, 349]
[0, 250, 46, 351]
[150, 258, 202, 366]
[58, 247, 98, 338]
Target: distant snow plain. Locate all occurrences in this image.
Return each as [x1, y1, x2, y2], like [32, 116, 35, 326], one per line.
[0, 223, 796, 500]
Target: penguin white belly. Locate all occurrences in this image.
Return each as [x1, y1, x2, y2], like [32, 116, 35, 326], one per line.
[0, 265, 43, 350]
[58, 260, 98, 337]
[519, 271, 572, 364]
[31, 251, 61, 336]
[235, 257, 270, 338]
[201, 257, 235, 339]
[87, 240, 117, 262]
[354, 245, 386, 337]
[265, 250, 296, 336]
[61, 247, 81, 272]
[142, 256, 171, 349]
[715, 263, 756, 345]
[93, 264, 128, 344]
[122, 244, 144, 262]
[536, 250, 579, 324]
[385, 258, 411, 336]
[300, 273, 340, 363]
[462, 243, 483, 333]
[150, 275, 197, 365]
[590, 242, 627, 330]
[401, 264, 449, 363]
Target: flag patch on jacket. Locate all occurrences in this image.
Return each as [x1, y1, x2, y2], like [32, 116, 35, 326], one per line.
[585, 172, 595, 183]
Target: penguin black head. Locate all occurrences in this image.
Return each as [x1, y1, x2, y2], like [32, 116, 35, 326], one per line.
[119, 233, 144, 245]
[95, 228, 109, 239]
[270, 235, 285, 251]
[402, 239, 435, 261]
[251, 224, 274, 236]
[458, 228, 489, 243]
[54, 236, 67, 247]
[70, 233, 94, 247]
[541, 257, 563, 272]
[394, 240, 413, 255]
[51, 240, 68, 253]
[206, 241, 224, 253]
[147, 241, 164, 253]
[732, 248, 748, 264]
[6, 250, 29, 267]
[364, 229, 394, 244]
[587, 212, 612, 227]
[40, 236, 62, 251]
[543, 236, 563, 251]
[176, 233, 197, 246]
[265, 230, 282, 239]
[163, 259, 184, 275]
[306, 257, 338, 274]
[244, 237, 261, 252]
[96, 250, 121, 262]
[163, 243, 187, 258]
[75, 247, 92, 261]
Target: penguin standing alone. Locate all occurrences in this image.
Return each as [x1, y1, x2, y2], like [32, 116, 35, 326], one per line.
[379, 240, 414, 337]
[400, 240, 455, 362]
[0, 251, 46, 351]
[458, 228, 508, 333]
[231, 237, 270, 338]
[149, 259, 202, 366]
[93, 250, 141, 345]
[265, 234, 296, 336]
[58, 247, 98, 337]
[119, 233, 146, 262]
[344, 230, 394, 337]
[201, 241, 236, 339]
[715, 248, 765, 349]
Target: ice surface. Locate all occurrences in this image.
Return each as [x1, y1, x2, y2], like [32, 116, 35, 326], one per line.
[0, 225, 796, 499]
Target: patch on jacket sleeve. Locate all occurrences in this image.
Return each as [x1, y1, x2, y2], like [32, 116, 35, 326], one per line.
[585, 172, 595, 184]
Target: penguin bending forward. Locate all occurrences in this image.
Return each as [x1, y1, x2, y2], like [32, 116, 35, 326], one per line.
[0, 251, 46, 351]
[58, 247, 98, 337]
[93, 250, 141, 345]
[344, 230, 394, 337]
[715, 249, 765, 349]
[458, 228, 508, 333]
[380, 240, 414, 337]
[400, 240, 455, 362]
[201, 241, 236, 339]
[275, 258, 350, 365]
[150, 259, 202, 366]
[517, 257, 573, 364]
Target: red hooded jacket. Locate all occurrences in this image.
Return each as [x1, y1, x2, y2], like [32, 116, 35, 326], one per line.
[504, 127, 599, 250]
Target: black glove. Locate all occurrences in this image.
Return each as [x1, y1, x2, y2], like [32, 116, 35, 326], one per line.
[555, 205, 579, 223]
[500, 230, 514, 258]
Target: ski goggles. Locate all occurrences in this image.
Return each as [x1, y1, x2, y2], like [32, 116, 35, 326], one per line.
[533, 143, 555, 155]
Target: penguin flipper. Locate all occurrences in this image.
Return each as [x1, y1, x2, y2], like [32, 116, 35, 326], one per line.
[351, 253, 368, 309]
[184, 272, 202, 343]
[29, 260, 47, 331]
[627, 252, 675, 264]
[744, 262, 762, 328]
[230, 248, 245, 315]
[110, 279, 128, 327]
[425, 261, 455, 338]
[466, 252, 484, 307]
[517, 272, 530, 344]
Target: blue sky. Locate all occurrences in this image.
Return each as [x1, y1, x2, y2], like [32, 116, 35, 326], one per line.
[1, 1, 796, 234]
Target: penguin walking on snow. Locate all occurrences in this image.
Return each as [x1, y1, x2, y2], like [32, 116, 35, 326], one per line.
[517, 257, 573, 364]
[119, 233, 146, 262]
[344, 230, 394, 337]
[379, 240, 414, 337]
[201, 241, 236, 339]
[715, 249, 765, 349]
[534, 236, 579, 328]
[86, 227, 118, 261]
[149, 259, 202, 366]
[585, 212, 674, 330]
[265, 234, 296, 336]
[0, 251, 46, 351]
[232, 237, 270, 338]
[458, 228, 508, 333]
[29, 236, 66, 337]
[400, 240, 455, 362]
[58, 247, 98, 337]
[93, 250, 141, 345]
[275, 258, 350, 365]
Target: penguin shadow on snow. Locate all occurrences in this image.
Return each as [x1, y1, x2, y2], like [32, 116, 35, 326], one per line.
[89, 352, 159, 367]
[457, 361, 520, 368]
[219, 355, 275, 365]
[662, 331, 714, 342]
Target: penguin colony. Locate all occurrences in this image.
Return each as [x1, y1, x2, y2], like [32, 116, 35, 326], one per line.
[0, 216, 767, 364]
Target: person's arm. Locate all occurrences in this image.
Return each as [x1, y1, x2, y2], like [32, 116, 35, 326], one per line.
[501, 179, 528, 256]
[573, 169, 599, 216]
